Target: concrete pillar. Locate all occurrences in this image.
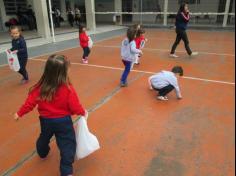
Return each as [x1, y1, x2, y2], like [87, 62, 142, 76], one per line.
[223, 0, 231, 27]
[163, 0, 168, 26]
[0, 0, 8, 31]
[114, 0, 122, 25]
[33, 0, 51, 39]
[85, 0, 96, 31]
[60, 0, 67, 20]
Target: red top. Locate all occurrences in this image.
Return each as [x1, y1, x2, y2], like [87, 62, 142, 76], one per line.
[17, 84, 86, 118]
[79, 32, 89, 48]
[135, 35, 145, 49]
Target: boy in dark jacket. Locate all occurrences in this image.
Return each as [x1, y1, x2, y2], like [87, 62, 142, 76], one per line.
[10, 26, 29, 84]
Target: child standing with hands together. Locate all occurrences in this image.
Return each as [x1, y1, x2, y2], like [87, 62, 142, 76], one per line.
[10, 26, 29, 84]
[79, 25, 91, 64]
[14, 55, 87, 176]
[134, 28, 147, 65]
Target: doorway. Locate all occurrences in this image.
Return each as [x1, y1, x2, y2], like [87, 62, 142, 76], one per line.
[122, 0, 133, 23]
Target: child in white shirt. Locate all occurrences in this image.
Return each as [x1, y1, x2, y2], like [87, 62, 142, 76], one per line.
[148, 66, 183, 101]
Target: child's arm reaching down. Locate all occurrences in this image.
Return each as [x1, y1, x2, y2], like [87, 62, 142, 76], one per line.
[171, 79, 182, 99]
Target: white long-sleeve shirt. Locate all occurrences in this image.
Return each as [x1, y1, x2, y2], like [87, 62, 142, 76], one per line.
[149, 71, 182, 98]
[121, 38, 141, 62]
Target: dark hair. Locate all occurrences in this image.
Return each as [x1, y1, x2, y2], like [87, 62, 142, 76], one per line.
[172, 66, 184, 76]
[10, 25, 22, 32]
[133, 24, 142, 30]
[127, 27, 137, 42]
[178, 2, 188, 13]
[31, 55, 71, 101]
[136, 28, 145, 37]
[79, 25, 85, 33]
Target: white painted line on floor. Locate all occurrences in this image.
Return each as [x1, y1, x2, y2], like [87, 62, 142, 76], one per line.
[32, 58, 235, 86]
[94, 45, 235, 57]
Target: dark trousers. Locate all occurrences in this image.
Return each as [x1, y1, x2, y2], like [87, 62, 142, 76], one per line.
[120, 60, 132, 84]
[37, 116, 76, 176]
[75, 15, 81, 26]
[18, 58, 28, 80]
[83, 47, 91, 59]
[171, 28, 192, 55]
[68, 14, 74, 27]
[153, 85, 175, 96]
[54, 16, 60, 27]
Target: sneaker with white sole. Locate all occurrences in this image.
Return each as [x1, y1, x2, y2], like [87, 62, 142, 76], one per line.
[190, 52, 198, 56]
[82, 59, 88, 64]
[170, 54, 179, 58]
[120, 82, 128, 87]
[157, 96, 168, 101]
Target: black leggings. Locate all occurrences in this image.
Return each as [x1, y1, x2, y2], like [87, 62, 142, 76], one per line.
[18, 59, 29, 80]
[83, 47, 91, 59]
[153, 85, 175, 96]
[171, 28, 192, 55]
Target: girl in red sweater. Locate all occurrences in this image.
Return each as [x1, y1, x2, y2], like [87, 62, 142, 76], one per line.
[79, 25, 91, 64]
[14, 55, 87, 176]
[134, 28, 147, 65]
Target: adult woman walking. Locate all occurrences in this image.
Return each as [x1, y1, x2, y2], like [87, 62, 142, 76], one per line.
[170, 3, 198, 58]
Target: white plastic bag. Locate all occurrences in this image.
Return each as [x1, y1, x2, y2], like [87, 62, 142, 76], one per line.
[88, 37, 93, 49]
[6, 50, 20, 72]
[76, 116, 100, 159]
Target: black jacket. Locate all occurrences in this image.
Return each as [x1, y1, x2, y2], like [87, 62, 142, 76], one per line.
[11, 36, 28, 60]
[175, 12, 190, 30]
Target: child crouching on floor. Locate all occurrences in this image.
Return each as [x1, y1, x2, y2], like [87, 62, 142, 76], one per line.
[148, 66, 183, 101]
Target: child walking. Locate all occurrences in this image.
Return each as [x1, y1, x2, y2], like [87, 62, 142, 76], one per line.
[134, 28, 147, 65]
[170, 3, 198, 58]
[10, 26, 29, 84]
[120, 27, 142, 87]
[148, 66, 183, 101]
[79, 25, 91, 64]
[14, 55, 87, 176]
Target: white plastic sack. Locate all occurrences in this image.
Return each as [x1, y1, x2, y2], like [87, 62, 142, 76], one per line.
[88, 37, 93, 49]
[6, 50, 20, 72]
[76, 116, 100, 159]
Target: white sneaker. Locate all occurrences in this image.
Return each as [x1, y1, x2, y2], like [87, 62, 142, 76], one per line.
[190, 52, 198, 56]
[82, 59, 88, 64]
[157, 96, 168, 101]
[170, 54, 179, 58]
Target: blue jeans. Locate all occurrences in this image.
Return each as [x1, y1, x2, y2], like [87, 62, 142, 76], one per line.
[37, 116, 76, 176]
[120, 60, 132, 84]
